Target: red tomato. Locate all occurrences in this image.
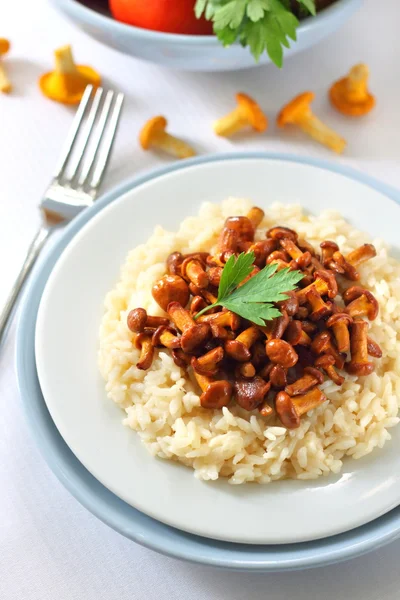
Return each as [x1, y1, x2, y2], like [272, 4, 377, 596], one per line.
[109, 0, 213, 35]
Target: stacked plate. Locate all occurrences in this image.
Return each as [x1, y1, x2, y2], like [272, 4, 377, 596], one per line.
[17, 153, 400, 572]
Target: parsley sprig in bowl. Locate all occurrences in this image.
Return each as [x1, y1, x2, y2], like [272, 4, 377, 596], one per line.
[195, 0, 317, 67]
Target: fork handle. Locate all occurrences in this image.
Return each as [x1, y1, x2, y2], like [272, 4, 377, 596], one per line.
[0, 225, 52, 345]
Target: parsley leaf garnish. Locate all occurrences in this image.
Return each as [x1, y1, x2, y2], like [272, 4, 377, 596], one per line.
[195, 0, 316, 67]
[194, 251, 304, 325]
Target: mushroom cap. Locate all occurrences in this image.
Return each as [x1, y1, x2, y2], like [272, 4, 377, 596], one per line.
[151, 325, 180, 348]
[275, 391, 300, 429]
[345, 360, 374, 376]
[314, 269, 338, 299]
[236, 92, 268, 132]
[234, 376, 270, 411]
[315, 353, 335, 369]
[304, 366, 325, 384]
[326, 312, 353, 328]
[152, 274, 189, 311]
[284, 320, 303, 346]
[127, 307, 147, 332]
[39, 66, 101, 105]
[277, 92, 315, 127]
[200, 380, 232, 409]
[180, 323, 209, 353]
[267, 226, 298, 242]
[0, 38, 10, 55]
[343, 285, 367, 304]
[343, 287, 379, 320]
[329, 79, 375, 117]
[225, 339, 251, 362]
[265, 338, 298, 369]
[311, 330, 332, 354]
[139, 116, 167, 149]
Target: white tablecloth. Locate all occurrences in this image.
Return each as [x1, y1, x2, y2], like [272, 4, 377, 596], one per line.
[1, 0, 400, 597]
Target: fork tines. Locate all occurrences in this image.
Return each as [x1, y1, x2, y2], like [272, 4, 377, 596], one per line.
[53, 85, 124, 198]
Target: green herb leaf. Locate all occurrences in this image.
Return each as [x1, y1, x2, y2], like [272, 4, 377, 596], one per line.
[217, 251, 255, 300]
[195, 0, 208, 18]
[228, 265, 304, 303]
[246, 0, 270, 21]
[298, 0, 316, 16]
[221, 298, 282, 325]
[193, 251, 303, 325]
[213, 0, 248, 29]
[194, 0, 316, 67]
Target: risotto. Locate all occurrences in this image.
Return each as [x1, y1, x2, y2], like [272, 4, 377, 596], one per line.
[99, 199, 400, 484]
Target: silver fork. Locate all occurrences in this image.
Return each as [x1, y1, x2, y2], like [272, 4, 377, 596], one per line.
[0, 84, 124, 345]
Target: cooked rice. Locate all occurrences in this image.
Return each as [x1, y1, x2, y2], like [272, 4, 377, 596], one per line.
[99, 199, 400, 484]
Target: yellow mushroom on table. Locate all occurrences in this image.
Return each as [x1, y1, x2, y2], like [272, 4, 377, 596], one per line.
[277, 91, 346, 154]
[329, 63, 375, 117]
[0, 38, 12, 93]
[139, 116, 196, 159]
[213, 92, 268, 137]
[39, 44, 101, 104]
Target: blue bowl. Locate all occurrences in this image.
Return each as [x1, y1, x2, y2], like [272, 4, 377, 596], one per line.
[50, 0, 362, 71]
[16, 152, 400, 571]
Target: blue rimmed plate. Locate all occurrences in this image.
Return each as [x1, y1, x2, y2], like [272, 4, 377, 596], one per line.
[16, 153, 400, 571]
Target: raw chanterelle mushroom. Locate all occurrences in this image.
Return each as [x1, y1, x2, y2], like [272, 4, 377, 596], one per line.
[0, 38, 12, 93]
[39, 44, 101, 104]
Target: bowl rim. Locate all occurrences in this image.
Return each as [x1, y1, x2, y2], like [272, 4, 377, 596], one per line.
[54, 0, 361, 44]
[16, 151, 400, 571]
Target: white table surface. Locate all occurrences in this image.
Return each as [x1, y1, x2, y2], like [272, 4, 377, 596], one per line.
[1, 0, 400, 597]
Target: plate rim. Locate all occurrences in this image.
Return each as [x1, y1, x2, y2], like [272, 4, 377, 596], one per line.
[15, 152, 400, 571]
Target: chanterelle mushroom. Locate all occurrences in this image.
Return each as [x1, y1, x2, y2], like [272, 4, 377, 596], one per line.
[213, 92, 268, 137]
[277, 91, 346, 154]
[0, 38, 12, 93]
[39, 45, 101, 104]
[139, 116, 196, 159]
[329, 64, 375, 117]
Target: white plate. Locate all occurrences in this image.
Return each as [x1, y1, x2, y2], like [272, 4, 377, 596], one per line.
[35, 157, 400, 545]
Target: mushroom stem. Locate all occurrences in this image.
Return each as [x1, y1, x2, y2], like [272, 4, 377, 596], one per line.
[54, 45, 78, 75]
[326, 313, 352, 353]
[135, 334, 154, 370]
[293, 388, 327, 419]
[305, 288, 332, 321]
[345, 64, 370, 104]
[236, 362, 256, 379]
[181, 258, 209, 289]
[346, 320, 374, 376]
[155, 131, 195, 158]
[197, 310, 240, 330]
[345, 244, 376, 267]
[285, 367, 324, 396]
[0, 62, 11, 93]
[297, 113, 346, 154]
[246, 206, 265, 229]
[214, 108, 249, 136]
[280, 238, 311, 268]
[315, 355, 344, 386]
